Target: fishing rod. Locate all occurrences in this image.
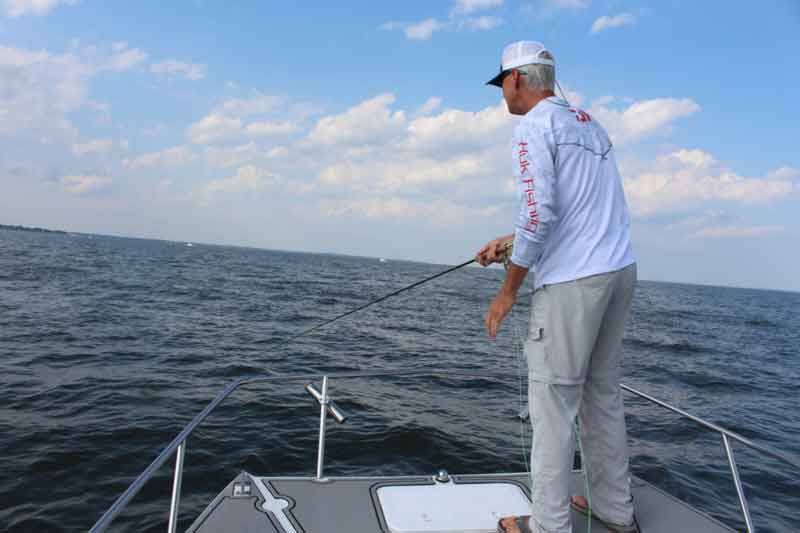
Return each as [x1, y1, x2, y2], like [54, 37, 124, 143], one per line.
[291, 241, 513, 340]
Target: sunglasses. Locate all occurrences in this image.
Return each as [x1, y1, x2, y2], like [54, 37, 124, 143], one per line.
[500, 69, 527, 83]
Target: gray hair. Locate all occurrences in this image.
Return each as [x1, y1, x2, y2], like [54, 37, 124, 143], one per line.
[517, 63, 555, 92]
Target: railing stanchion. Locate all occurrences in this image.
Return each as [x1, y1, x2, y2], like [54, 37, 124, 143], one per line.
[722, 434, 754, 533]
[167, 440, 186, 533]
[315, 376, 329, 481]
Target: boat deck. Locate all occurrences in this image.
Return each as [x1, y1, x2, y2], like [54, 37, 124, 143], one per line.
[186, 470, 734, 533]
[90, 372, 798, 532]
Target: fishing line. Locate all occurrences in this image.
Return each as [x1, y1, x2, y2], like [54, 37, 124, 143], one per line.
[509, 314, 593, 533]
[504, 256, 593, 533]
[555, 79, 572, 106]
[552, 75, 597, 531]
[510, 304, 531, 476]
[289, 242, 594, 527]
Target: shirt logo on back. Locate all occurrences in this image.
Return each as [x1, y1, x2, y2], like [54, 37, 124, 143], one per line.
[568, 108, 592, 122]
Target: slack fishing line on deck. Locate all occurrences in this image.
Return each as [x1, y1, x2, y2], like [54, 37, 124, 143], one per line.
[291, 241, 513, 341]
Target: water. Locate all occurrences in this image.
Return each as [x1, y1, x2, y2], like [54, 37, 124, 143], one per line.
[1, 229, 798, 532]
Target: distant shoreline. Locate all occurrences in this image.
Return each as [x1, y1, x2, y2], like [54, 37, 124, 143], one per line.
[0, 223, 66, 234]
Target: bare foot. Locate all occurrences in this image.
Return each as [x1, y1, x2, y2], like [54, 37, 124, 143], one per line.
[571, 495, 639, 533]
[498, 515, 533, 533]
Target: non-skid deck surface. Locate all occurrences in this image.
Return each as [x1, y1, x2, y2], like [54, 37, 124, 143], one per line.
[186, 471, 734, 533]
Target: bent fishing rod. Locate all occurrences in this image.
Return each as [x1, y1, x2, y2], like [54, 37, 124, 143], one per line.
[291, 241, 513, 341]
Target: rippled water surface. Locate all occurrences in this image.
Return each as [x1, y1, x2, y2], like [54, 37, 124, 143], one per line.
[1, 229, 798, 532]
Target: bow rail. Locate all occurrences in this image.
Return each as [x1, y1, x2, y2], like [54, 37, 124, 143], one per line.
[89, 370, 800, 533]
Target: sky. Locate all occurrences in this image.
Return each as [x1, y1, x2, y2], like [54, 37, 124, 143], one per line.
[1, 0, 798, 291]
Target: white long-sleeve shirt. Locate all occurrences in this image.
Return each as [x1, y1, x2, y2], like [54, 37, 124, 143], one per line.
[509, 96, 635, 289]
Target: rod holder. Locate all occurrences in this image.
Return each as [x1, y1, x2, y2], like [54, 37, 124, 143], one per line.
[305, 383, 348, 424]
[309, 376, 350, 481]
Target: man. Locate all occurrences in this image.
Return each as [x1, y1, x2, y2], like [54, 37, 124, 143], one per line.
[476, 41, 638, 533]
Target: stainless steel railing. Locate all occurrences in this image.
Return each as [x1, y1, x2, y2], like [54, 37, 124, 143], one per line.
[89, 370, 800, 533]
[619, 383, 799, 533]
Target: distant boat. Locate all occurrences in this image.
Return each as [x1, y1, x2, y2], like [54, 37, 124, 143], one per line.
[186, 243, 193, 247]
[379, 258, 387, 263]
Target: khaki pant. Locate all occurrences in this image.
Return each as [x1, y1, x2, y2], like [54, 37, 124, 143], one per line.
[525, 263, 636, 533]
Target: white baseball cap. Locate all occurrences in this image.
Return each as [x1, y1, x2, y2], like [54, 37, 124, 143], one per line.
[486, 40, 555, 87]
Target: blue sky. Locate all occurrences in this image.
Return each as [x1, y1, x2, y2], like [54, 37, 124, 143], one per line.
[1, 0, 798, 291]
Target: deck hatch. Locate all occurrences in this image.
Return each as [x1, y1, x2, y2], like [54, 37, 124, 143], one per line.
[377, 481, 531, 533]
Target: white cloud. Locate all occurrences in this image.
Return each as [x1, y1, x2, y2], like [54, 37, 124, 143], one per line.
[205, 142, 261, 168]
[0, 45, 49, 67]
[0, 40, 165, 192]
[460, 15, 503, 31]
[150, 59, 207, 80]
[765, 166, 799, 181]
[287, 181, 315, 195]
[417, 96, 442, 116]
[2, 0, 75, 17]
[670, 147, 715, 169]
[302, 94, 793, 232]
[589, 96, 700, 145]
[450, 0, 503, 16]
[187, 113, 242, 144]
[203, 165, 278, 197]
[382, 19, 448, 40]
[244, 120, 297, 137]
[405, 18, 444, 40]
[123, 146, 195, 170]
[308, 98, 511, 203]
[204, 142, 287, 168]
[688, 225, 785, 240]
[661, 210, 788, 242]
[663, 210, 727, 232]
[61, 174, 111, 194]
[103, 42, 148, 71]
[590, 13, 636, 34]
[403, 100, 510, 155]
[72, 138, 114, 156]
[324, 197, 501, 225]
[188, 93, 296, 145]
[318, 153, 490, 193]
[382, 0, 503, 41]
[267, 146, 289, 159]
[0, 45, 90, 138]
[305, 93, 406, 146]
[624, 149, 796, 217]
[215, 92, 281, 117]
